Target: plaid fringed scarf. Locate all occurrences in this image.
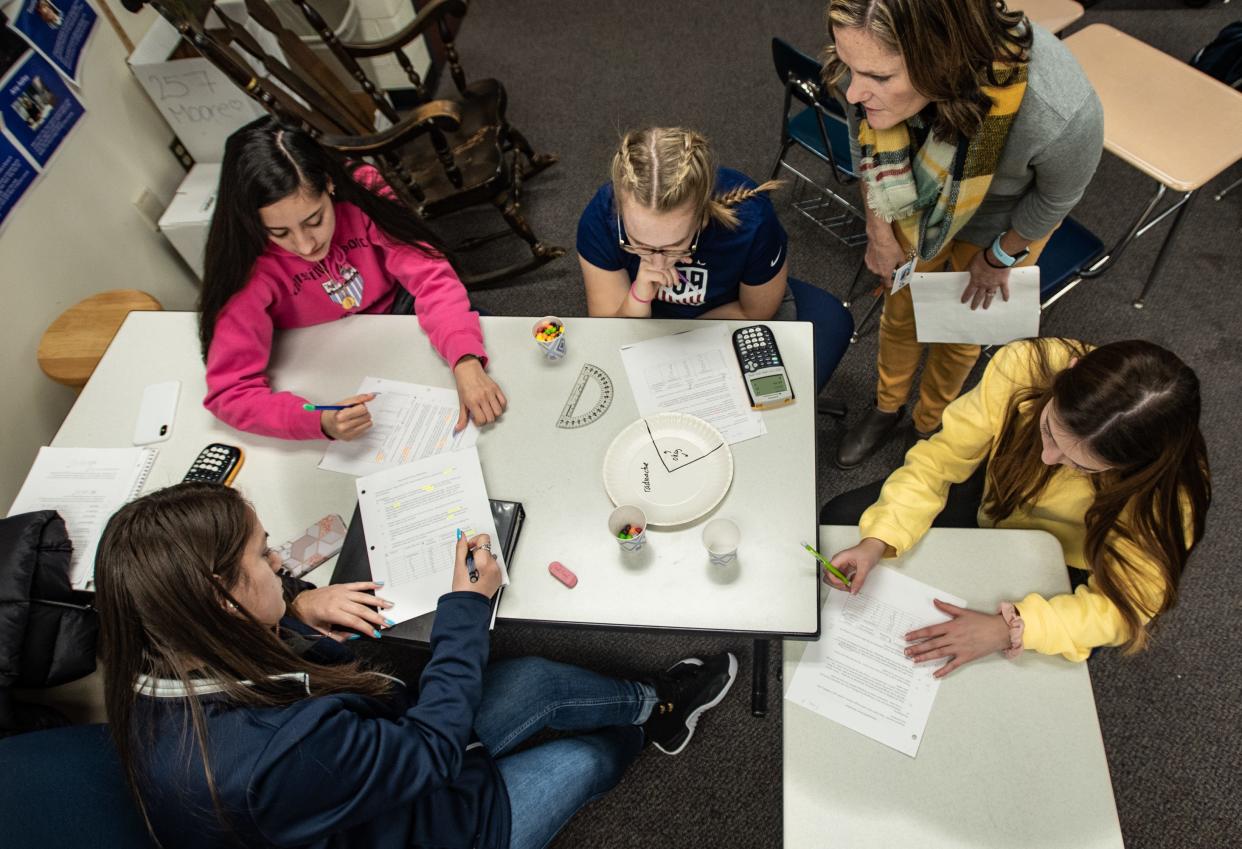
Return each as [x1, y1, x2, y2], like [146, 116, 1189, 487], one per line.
[856, 63, 1028, 261]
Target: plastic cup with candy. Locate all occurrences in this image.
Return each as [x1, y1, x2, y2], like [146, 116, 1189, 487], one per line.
[608, 505, 647, 552]
[533, 316, 567, 361]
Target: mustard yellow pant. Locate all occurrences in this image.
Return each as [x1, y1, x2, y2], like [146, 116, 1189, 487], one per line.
[876, 232, 1051, 433]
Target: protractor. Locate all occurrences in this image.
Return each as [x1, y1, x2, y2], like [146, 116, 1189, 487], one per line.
[556, 363, 614, 428]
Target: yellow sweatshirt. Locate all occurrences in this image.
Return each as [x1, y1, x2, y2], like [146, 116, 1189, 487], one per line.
[859, 340, 1170, 661]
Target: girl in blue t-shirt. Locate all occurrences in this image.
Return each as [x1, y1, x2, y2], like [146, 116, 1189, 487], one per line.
[578, 127, 790, 319]
[576, 127, 851, 390]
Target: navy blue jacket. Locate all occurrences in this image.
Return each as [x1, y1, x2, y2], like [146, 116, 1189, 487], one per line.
[133, 592, 509, 849]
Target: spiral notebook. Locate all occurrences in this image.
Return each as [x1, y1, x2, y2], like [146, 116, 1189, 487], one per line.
[7, 446, 159, 589]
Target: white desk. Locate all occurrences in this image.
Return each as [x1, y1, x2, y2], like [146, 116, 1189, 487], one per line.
[784, 526, 1123, 849]
[54, 312, 820, 637]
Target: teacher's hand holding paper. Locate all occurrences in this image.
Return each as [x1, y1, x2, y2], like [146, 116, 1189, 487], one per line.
[960, 249, 1011, 310]
[910, 267, 1040, 346]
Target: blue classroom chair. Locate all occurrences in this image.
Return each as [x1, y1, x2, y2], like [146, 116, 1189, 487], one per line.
[1036, 216, 1105, 308]
[789, 277, 853, 400]
[769, 37, 866, 246]
[0, 723, 154, 847]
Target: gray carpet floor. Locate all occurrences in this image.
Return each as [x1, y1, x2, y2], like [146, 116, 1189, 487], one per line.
[374, 2, 1242, 847]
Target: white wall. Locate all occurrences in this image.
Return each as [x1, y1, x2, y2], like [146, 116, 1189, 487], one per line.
[0, 13, 199, 508]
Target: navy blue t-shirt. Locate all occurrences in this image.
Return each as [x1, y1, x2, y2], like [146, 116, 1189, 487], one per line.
[576, 167, 788, 319]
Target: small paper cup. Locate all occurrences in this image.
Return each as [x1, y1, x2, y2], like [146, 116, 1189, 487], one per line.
[702, 519, 740, 566]
[608, 505, 648, 552]
[533, 316, 567, 361]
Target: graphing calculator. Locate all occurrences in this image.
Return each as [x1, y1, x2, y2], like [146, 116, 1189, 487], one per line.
[183, 443, 244, 485]
[732, 325, 795, 410]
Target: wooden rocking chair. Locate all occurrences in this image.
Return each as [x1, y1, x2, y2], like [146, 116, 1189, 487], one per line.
[133, 0, 564, 288]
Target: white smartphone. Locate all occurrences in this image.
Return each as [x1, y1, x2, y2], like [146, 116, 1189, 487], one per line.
[133, 380, 181, 445]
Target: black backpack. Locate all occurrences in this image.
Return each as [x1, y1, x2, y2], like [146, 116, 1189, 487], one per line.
[1191, 21, 1242, 89]
[0, 510, 99, 737]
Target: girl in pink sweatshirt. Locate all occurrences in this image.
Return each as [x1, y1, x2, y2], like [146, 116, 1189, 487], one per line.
[199, 117, 506, 441]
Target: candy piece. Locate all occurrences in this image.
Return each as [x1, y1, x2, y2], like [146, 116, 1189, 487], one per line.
[548, 561, 578, 588]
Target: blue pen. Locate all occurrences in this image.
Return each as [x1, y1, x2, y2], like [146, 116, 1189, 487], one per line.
[457, 528, 479, 583]
[303, 393, 380, 412]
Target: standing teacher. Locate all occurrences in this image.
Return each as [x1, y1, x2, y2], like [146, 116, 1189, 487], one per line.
[825, 0, 1103, 468]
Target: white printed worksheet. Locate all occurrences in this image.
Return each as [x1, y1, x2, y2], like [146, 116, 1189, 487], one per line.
[785, 566, 967, 757]
[356, 446, 507, 624]
[320, 377, 478, 476]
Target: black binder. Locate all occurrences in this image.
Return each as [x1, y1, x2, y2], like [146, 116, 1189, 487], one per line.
[331, 499, 525, 645]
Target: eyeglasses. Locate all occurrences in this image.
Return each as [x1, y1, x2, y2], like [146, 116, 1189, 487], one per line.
[617, 214, 700, 259]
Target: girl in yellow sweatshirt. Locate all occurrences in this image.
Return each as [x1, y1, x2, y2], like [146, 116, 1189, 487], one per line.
[821, 337, 1210, 675]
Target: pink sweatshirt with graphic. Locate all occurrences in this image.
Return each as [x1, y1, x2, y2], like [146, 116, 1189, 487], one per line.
[203, 191, 485, 440]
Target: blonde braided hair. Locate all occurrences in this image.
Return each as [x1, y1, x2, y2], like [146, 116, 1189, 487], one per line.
[610, 127, 782, 230]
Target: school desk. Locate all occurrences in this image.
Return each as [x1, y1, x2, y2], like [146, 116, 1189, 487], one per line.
[783, 526, 1123, 849]
[47, 312, 821, 705]
[1020, 0, 1084, 36]
[1065, 24, 1242, 308]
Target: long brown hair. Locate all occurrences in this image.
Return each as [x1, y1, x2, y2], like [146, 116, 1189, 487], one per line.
[820, 0, 1033, 140]
[985, 339, 1211, 653]
[95, 482, 393, 839]
[200, 116, 450, 360]
[610, 127, 782, 230]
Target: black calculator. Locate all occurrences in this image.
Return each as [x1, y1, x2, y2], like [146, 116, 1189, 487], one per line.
[183, 443, 244, 485]
[732, 325, 795, 410]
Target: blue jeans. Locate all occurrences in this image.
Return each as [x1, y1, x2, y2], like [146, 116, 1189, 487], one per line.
[473, 658, 656, 849]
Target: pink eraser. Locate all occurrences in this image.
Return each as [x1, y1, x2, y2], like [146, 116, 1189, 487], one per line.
[548, 561, 578, 588]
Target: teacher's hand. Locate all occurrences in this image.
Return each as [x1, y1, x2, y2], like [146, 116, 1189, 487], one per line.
[824, 537, 887, 594]
[961, 250, 1011, 311]
[864, 235, 907, 290]
[904, 600, 1011, 678]
[453, 357, 507, 432]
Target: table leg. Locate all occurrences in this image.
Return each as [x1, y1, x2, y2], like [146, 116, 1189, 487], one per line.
[1133, 190, 1195, 309]
[1079, 182, 1167, 280]
[751, 638, 770, 717]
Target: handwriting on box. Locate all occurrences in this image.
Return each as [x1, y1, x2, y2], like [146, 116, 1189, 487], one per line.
[143, 71, 248, 125]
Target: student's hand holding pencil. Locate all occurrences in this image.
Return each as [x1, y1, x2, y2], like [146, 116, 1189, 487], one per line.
[318, 393, 376, 441]
[825, 537, 888, 594]
[451, 532, 503, 598]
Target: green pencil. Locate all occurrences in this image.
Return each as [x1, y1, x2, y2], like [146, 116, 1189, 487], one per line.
[800, 540, 852, 588]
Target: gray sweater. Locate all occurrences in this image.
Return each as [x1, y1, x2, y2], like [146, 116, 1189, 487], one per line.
[846, 23, 1104, 247]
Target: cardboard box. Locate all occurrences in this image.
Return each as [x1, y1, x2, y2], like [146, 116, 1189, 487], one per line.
[159, 163, 221, 279]
[128, 16, 266, 163]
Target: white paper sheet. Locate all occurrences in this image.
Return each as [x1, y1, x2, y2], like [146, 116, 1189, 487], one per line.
[320, 377, 478, 476]
[7, 447, 158, 588]
[619, 324, 766, 444]
[785, 566, 967, 757]
[910, 267, 1040, 345]
[355, 446, 508, 625]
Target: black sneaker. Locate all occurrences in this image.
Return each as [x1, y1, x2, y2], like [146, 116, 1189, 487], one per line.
[644, 652, 738, 755]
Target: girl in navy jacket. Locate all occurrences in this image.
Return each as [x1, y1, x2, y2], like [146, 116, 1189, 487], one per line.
[95, 483, 737, 849]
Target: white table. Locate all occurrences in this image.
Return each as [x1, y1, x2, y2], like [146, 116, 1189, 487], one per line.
[53, 312, 820, 638]
[784, 526, 1123, 849]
